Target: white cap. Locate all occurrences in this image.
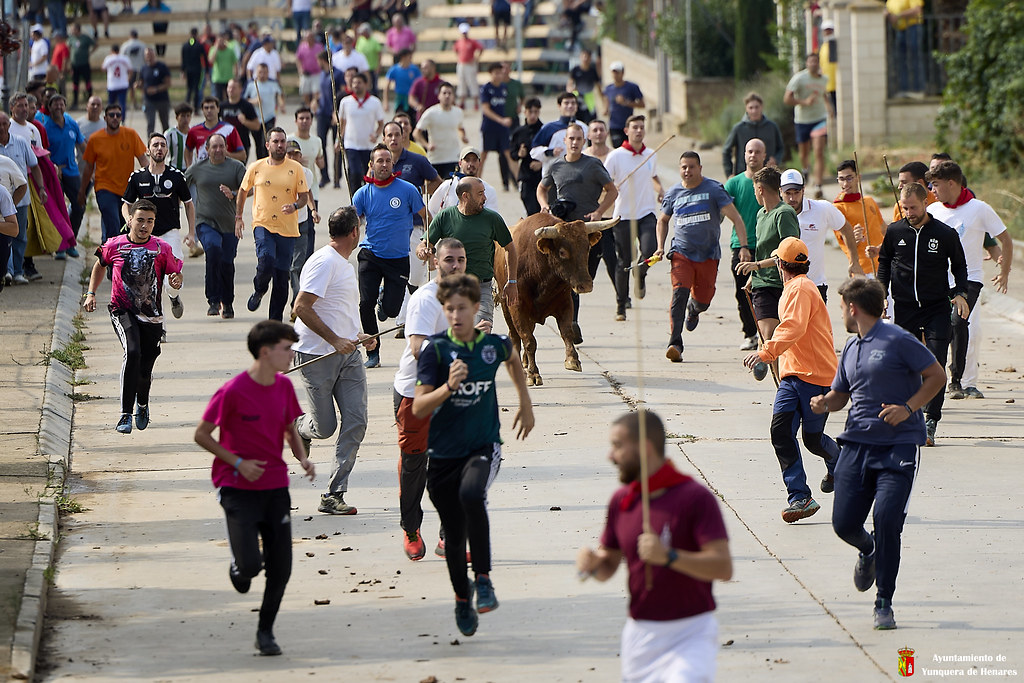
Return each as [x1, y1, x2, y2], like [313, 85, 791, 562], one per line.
[30, 23, 44, 33]
[780, 169, 804, 189]
[610, 61, 625, 72]
[821, 20, 835, 32]
[458, 22, 470, 33]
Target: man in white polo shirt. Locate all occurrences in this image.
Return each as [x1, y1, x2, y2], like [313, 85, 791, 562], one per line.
[780, 169, 863, 301]
[337, 71, 385, 200]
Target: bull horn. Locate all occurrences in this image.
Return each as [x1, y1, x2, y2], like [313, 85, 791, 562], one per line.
[534, 226, 561, 238]
[582, 217, 621, 233]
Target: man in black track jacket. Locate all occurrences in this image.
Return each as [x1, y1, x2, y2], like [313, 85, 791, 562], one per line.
[876, 182, 969, 447]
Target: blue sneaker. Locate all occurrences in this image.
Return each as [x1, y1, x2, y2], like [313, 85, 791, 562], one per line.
[115, 413, 133, 434]
[454, 595, 478, 636]
[364, 350, 380, 369]
[134, 404, 150, 431]
[66, 246, 80, 258]
[474, 575, 499, 613]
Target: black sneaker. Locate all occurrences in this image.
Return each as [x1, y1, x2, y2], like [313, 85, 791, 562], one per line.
[376, 287, 387, 322]
[637, 271, 646, 299]
[247, 290, 265, 312]
[820, 474, 834, 494]
[229, 561, 251, 593]
[684, 304, 700, 331]
[255, 628, 282, 655]
[474, 575, 499, 613]
[135, 404, 150, 430]
[208, 303, 221, 316]
[925, 418, 937, 447]
[873, 603, 896, 630]
[454, 594, 478, 636]
[615, 306, 626, 322]
[318, 492, 357, 515]
[115, 413, 133, 434]
[854, 542, 876, 592]
[170, 296, 184, 319]
[25, 264, 42, 281]
[781, 497, 820, 523]
[221, 305, 234, 319]
[947, 380, 964, 399]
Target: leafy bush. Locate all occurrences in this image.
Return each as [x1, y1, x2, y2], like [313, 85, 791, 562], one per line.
[657, 0, 736, 78]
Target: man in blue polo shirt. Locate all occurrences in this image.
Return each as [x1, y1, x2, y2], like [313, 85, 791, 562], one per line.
[810, 277, 944, 631]
[353, 143, 426, 368]
[42, 93, 86, 254]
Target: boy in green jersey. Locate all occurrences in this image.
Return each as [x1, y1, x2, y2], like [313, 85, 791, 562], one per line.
[413, 273, 534, 637]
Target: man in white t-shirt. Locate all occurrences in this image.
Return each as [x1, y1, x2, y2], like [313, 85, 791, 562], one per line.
[779, 168, 864, 301]
[8, 93, 43, 148]
[427, 147, 498, 215]
[101, 44, 133, 113]
[120, 30, 147, 110]
[926, 160, 1014, 400]
[391, 237, 469, 560]
[603, 114, 663, 320]
[246, 36, 283, 81]
[337, 71, 385, 200]
[28, 26, 49, 80]
[292, 206, 377, 517]
[413, 82, 469, 178]
[331, 32, 370, 75]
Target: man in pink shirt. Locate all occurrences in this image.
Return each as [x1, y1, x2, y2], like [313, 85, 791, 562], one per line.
[294, 30, 322, 108]
[385, 13, 417, 55]
[453, 23, 483, 110]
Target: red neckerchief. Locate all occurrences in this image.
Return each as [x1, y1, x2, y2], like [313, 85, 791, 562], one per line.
[343, 87, 354, 97]
[350, 91, 371, 107]
[943, 186, 974, 209]
[620, 460, 692, 511]
[834, 192, 861, 203]
[362, 171, 402, 187]
[620, 140, 646, 155]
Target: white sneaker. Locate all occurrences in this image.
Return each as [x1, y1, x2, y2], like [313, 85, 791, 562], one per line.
[12, 274, 29, 285]
[739, 336, 757, 351]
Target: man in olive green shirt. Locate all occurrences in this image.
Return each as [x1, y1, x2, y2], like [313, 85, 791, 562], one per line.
[723, 138, 764, 350]
[735, 166, 799, 341]
[423, 177, 518, 327]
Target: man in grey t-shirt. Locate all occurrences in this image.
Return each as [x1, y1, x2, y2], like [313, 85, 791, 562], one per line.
[537, 122, 617, 341]
[184, 133, 247, 319]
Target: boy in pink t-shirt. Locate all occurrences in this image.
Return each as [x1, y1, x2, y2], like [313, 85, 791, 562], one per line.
[194, 320, 315, 657]
[453, 23, 483, 110]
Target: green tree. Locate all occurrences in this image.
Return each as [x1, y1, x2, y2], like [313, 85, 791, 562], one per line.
[936, 0, 1024, 171]
[735, 0, 774, 79]
[658, 0, 737, 78]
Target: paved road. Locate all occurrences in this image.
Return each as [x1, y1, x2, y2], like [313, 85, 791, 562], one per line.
[29, 108, 1024, 682]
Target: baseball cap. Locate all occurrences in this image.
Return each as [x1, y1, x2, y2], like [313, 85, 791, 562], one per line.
[771, 236, 810, 263]
[460, 145, 481, 159]
[30, 23, 44, 33]
[780, 168, 804, 189]
[286, 140, 302, 152]
[610, 61, 625, 72]
[458, 22, 470, 33]
[821, 20, 835, 32]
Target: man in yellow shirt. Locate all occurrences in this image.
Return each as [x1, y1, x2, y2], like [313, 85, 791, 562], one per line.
[885, 0, 926, 96]
[236, 127, 311, 321]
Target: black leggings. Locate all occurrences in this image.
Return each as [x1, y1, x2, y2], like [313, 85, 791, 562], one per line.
[357, 249, 409, 336]
[219, 486, 293, 632]
[427, 447, 500, 599]
[108, 309, 162, 414]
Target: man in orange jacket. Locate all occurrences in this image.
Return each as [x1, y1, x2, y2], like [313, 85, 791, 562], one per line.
[743, 236, 840, 524]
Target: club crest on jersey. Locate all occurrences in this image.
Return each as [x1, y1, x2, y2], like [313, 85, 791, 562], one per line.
[927, 238, 938, 252]
[390, 197, 402, 209]
[481, 344, 497, 364]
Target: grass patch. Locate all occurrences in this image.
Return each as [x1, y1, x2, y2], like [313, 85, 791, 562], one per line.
[66, 392, 102, 402]
[666, 432, 699, 442]
[70, 376, 94, 387]
[55, 494, 87, 515]
[43, 564, 57, 585]
[46, 341, 89, 371]
[19, 523, 49, 541]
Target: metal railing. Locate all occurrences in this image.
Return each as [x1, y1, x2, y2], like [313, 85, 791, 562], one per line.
[886, 12, 966, 98]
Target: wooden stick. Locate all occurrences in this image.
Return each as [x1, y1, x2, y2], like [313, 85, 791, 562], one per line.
[251, 76, 269, 147]
[743, 284, 780, 388]
[615, 134, 676, 190]
[629, 216, 653, 590]
[853, 151, 877, 277]
[324, 31, 349, 191]
[883, 154, 904, 220]
[284, 325, 404, 374]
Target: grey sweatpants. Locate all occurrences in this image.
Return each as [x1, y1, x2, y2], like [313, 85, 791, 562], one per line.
[294, 348, 368, 495]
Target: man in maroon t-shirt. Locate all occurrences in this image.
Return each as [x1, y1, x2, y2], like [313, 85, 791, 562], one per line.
[578, 411, 733, 681]
[408, 59, 442, 121]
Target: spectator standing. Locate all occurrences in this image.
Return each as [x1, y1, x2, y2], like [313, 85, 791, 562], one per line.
[721, 92, 785, 177]
[138, 0, 172, 56]
[47, 0, 68, 36]
[603, 62, 644, 148]
[408, 59, 442, 121]
[76, 96, 104, 159]
[337, 72, 385, 200]
[137, 48, 171, 135]
[568, 48, 600, 117]
[165, 102, 192, 170]
[384, 49, 421, 116]
[491, 0, 512, 49]
[77, 103, 148, 242]
[0, 113, 46, 283]
[385, 13, 416, 55]
[121, 30, 147, 111]
[819, 21, 838, 113]
[182, 29, 209, 109]
[414, 82, 468, 179]
[41, 94, 87, 241]
[292, 0, 312, 45]
[209, 32, 240, 102]
[246, 36, 282, 81]
[50, 32, 71, 93]
[784, 54, 831, 199]
[453, 24, 483, 111]
[479, 62, 512, 181]
[29, 25, 49, 81]
[89, 0, 110, 40]
[185, 133, 246, 318]
[244, 63, 285, 150]
[0, 173, 24, 288]
[295, 31, 322, 109]
[355, 23, 383, 96]
[220, 79, 261, 161]
[68, 23, 96, 109]
[885, 0, 925, 96]
[186, 97, 246, 165]
[330, 32, 370, 76]
[313, 52, 344, 187]
[237, 127, 311, 321]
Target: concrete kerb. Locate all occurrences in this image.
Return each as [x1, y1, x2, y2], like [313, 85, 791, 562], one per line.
[8, 256, 82, 681]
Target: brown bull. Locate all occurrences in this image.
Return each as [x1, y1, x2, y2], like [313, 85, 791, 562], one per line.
[494, 214, 619, 385]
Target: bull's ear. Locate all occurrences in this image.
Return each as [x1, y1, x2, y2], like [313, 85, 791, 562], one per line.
[537, 238, 554, 254]
[587, 231, 602, 247]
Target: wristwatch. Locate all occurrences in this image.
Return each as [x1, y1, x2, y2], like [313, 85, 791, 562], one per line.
[293, 202, 300, 211]
[664, 548, 678, 567]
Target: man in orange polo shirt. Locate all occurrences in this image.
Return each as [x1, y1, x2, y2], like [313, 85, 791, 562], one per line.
[743, 236, 840, 524]
[77, 103, 148, 242]
[832, 159, 884, 277]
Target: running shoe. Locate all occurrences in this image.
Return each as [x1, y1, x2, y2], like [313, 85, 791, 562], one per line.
[947, 380, 964, 399]
[255, 629, 282, 655]
[25, 266, 42, 281]
[820, 474, 834, 494]
[66, 247, 80, 258]
[170, 296, 184, 319]
[925, 418, 937, 447]
[615, 306, 626, 322]
[54, 251, 67, 261]
[665, 345, 682, 363]
[474, 575, 499, 613]
[115, 413, 133, 434]
[221, 305, 234, 319]
[12, 274, 29, 285]
[207, 303, 220, 316]
[684, 304, 700, 331]
[454, 595, 478, 637]
[752, 361, 769, 382]
[229, 561, 251, 593]
[134, 404, 150, 431]
[435, 537, 446, 557]
[873, 604, 897, 630]
[364, 350, 380, 369]
[638, 271, 647, 299]
[404, 529, 426, 561]
[963, 386, 985, 399]
[854, 549, 876, 592]
[781, 497, 820, 523]
[376, 286, 386, 321]
[318, 493, 357, 515]
[247, 290, 265, 312]
[740, 335, 758, 351]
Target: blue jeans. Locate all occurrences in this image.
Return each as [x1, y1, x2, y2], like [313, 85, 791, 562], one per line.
[771, 376, 839, 503]
[96, 189, 124, 243]
[289, 216, 313, 306]
[108, 87, 128, 113]
[47, 0, 67, 34]
[293, 9, 311, 43]
[895, 23, 925, 93]
[252, 226, 296, 321]
[8, 205, 27, 276]
[197, 223, 239, 308]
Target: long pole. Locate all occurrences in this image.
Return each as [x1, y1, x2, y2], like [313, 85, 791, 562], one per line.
[853, 151, 877, 277]
[251, 76, 269, 146]
[284, 324, 404, 374]
[615, 135, 676, 190]
[325, 31, 349, 192]
[743, 284, 780, 388]
[629, 216, 653, 590]
[883, 154, 904, 220]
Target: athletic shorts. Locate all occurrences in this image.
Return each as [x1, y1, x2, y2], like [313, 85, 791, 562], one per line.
[493, 9, 512, 25]
[481, 127, 510, 152]
[670, 252, 718, 305]
[794, 119, 827, 143]
[751, 286, 783, 320]
[456, 62, 478, 100]
[299, 72, 321, 97]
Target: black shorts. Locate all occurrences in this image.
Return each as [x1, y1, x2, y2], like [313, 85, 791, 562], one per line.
[493, 9, 512, 25]
[481, 127, 510, 152]
[751, 286, 783, 320]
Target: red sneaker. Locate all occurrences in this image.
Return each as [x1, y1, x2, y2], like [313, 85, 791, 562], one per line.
[404, 529, 426, 561]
